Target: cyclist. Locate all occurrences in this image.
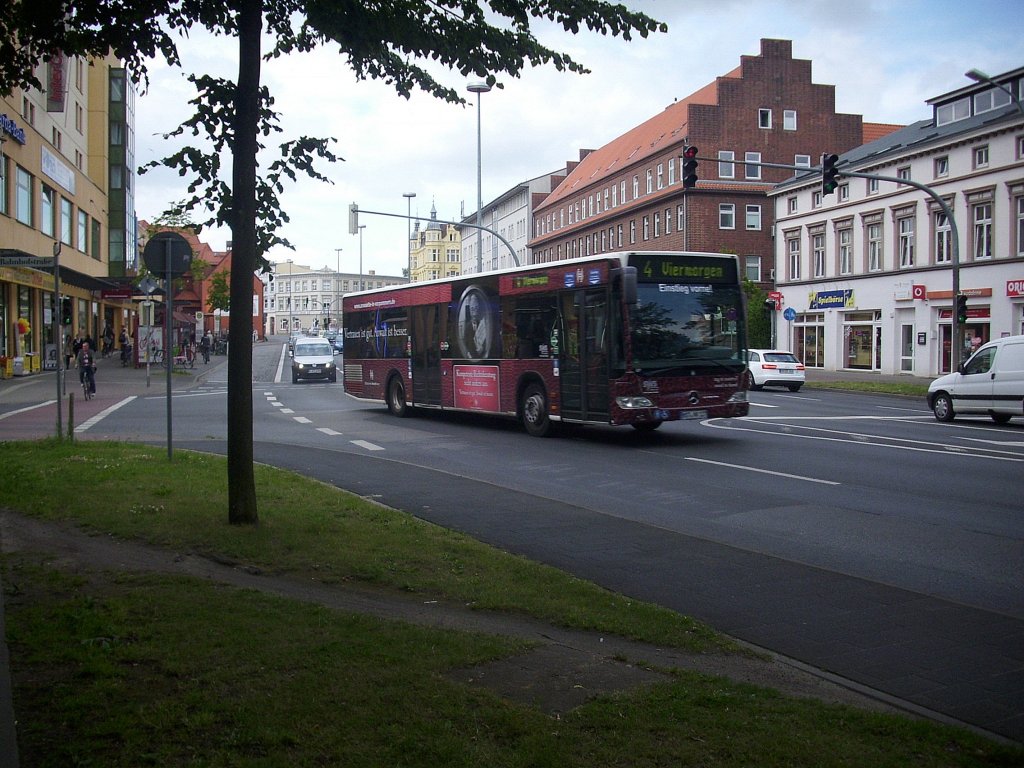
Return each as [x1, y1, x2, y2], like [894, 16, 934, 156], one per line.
[199, 332, 211, 364]
[76, 340, 97, 396]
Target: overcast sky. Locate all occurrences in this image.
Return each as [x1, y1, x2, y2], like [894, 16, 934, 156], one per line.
[133, 0, 1023, 277]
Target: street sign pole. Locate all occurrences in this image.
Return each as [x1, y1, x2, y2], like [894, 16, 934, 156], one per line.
[52, 242, 62, 439]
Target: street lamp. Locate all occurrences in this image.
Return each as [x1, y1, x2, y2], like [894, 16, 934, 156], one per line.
[965, 68, 1024, 115]
[468, 79, 491, 273]
[286, 259, 294, 332]
[334, 247, 342, 330]
[358, 224, 366, 292]
[403, 192, 416, 282]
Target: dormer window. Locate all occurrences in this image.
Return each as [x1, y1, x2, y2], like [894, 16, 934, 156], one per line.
[935, 97, 970, 126]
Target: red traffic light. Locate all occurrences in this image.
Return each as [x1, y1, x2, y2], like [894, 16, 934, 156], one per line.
[682, 145, 699, 189]
[683, 145, 699, 160]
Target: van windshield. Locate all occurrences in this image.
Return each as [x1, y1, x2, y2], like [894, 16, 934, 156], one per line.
[297, 343, 332, 356]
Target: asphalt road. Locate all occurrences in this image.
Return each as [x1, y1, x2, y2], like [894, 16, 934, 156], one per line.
[2, 341, 1022, 742]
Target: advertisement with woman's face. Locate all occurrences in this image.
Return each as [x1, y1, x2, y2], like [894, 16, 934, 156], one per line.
[452, 282, 499, 360]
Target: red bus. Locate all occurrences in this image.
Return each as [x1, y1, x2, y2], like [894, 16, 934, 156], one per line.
[342, 251, 749, 436]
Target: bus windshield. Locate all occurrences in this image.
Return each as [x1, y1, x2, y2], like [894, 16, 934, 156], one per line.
[629, 282, 744, 374]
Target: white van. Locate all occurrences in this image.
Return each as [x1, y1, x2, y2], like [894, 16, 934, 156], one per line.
[927, 334, 1024, 423]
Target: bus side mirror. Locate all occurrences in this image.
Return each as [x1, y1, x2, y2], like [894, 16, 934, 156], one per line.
[621, 267, 638, 305]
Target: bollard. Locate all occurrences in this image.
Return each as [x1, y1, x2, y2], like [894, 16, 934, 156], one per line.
[67, 392, 75, 441]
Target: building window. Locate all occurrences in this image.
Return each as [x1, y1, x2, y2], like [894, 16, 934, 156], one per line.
[653, 212, 661, 238]
[896, 166, 911, 184]
[812, 233, 826, 277]
[783, 110, 797, 130]
[744, 255, 761, 282]
[677, 205, 685, 232]
[974, 87, 1011, 114]
[838, 227, 853, 275]
[839, 183, 850, 202]
[629, 220, 636, 244]
[617, 224, 623, 248]
[898, 216, 915, 267]
[645, 169, 653, 195]
[812, 191, 822, 209]
[60, 198, 73, 245]
[867, 222, 882, 271]
[656, 163, 664, 190]
[794, 154, 811, 168]
[611, 185, 617, 208]
[787, 236, 801, 280]
[936, 97, 970, 126]
[668, 158, 675, 185]
[787, 196, 797, 214]
[75, 103, 83, 133]
[934, 210, 952, 264]
[603, 188, 609, 211]
[0, 155, 7, 215]
[620, 180, 626, 204]
[745, 151, 761, 180]
[664, 207, 672, 235]
[1018, 135, 1024, 160]
[718, 150, 734, 179]
[745, 205, 761, 230]
[40, 185, 55, 237]
[77, 210, 88, 252]
[110, 70, 126, 102]
[934, 156, 949, 178]
[974, 146, 989, 169]
[632, 175, 639, 199]
[1016, 194, 1024, 257]
[973, 202, 992, 259]
[719, 204, 735, 230]
[642, 215, 650, 240]
[15, 166, 32, 226]
[758, 108, 772, 129]
[867, 178, 879, 195]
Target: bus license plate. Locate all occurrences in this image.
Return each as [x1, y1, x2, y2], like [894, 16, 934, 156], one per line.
[680, 410, 708, 421]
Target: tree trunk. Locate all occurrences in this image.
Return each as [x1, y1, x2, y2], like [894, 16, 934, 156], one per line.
[226, 0, 262, 525]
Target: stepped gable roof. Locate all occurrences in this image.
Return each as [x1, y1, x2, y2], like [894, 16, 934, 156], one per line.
[538, 69, 734, 211]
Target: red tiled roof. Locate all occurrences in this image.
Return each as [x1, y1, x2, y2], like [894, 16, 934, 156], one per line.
[862, 122, 904, 144]
[538, 67, 740, 211]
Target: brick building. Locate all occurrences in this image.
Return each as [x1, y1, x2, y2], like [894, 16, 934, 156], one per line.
[529, 39, 884, 289]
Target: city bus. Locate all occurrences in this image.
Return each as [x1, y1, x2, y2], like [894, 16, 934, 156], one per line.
[342, 251, 749, 437]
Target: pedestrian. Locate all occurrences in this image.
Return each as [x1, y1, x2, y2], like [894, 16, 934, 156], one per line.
[63, 334, 74, 370]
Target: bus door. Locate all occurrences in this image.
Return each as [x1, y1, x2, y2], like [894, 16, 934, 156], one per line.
[559, 288, 610, 422]
[410, 304, 443, 406]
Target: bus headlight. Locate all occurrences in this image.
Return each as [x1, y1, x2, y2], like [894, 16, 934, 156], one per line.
[615, 396, 654, 409]
[727, 390, 748, 403]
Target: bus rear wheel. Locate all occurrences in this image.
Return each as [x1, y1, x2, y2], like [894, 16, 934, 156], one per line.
[387, 376, 409, 418]
[520, 383, 551, 438]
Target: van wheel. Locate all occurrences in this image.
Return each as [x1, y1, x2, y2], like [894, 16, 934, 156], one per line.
[990, 412, 1012, 425]
[932, 392, 955, 422]
[520, 383, 551, 437]
[387, 376, 408, 417]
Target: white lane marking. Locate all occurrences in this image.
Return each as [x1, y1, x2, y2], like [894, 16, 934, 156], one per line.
[280, 408, 294, 414]
[351, 440, 384, 451]
[271, 401, 284, 407]
[748, 401, 780, 408]
[708, 417, 1024, 462]
[276, 344, 289, 383]
[684, 456, 840, 485]
[294, 416, 312, 424]
[74, 396, 137, 433]
[317, 427, 342, 436]
[0, 400, 56, 420]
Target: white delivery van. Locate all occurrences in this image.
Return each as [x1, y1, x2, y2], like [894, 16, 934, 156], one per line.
[927, 334, 1024, 423]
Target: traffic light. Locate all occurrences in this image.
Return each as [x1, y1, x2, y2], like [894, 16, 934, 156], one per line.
[821, 153, 840, 196]
[61, 297, 72, 326]
[348, 203, 359, 235]
[682, 145, 699, 189]
[956, 294, 969, 324]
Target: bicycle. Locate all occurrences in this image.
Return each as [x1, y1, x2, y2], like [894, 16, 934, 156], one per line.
[80, 365, 96, 400]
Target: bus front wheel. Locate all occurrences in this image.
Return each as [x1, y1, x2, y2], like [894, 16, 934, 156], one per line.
[387, 376, 409, 418]
[520, 383, 551, 438]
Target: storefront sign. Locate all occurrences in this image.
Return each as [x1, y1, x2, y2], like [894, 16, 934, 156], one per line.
[41, 147, 76, 194]
[46, 53, 67, 112]
[1007, 280, 1024, 297]
[912, 285, 927, 300]
[0, 113, 27, 144]
[453, 365, 499, 411]
[808, 289, 854, 310]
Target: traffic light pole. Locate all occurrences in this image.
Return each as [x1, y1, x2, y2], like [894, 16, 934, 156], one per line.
[688, 154, 964, 370]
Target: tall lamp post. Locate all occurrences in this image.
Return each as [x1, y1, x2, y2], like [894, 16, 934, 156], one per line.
[468, 79, 491, 273]
[286, 259, 293, 332]
[403, 192, 416, 282]
[358, 224, 366, 291]
[334, 247, 342, 330]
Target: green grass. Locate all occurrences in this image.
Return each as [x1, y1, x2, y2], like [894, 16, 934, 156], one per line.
[2, 440, 1021, 766]
[807, 380, 930, 398]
